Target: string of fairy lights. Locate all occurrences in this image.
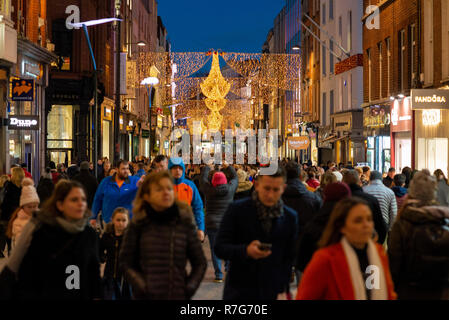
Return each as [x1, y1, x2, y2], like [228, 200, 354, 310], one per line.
[132, 51, 302, 132]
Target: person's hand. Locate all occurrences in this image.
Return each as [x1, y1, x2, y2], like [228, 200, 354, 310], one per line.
[197, 230, 205, 242]
[246, 240, 271, 260]
[90, 219, 97, 229]
[137, 175, 145, 187]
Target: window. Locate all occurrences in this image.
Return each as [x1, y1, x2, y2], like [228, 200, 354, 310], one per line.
[339, 16, 342, 38]
[367, 48, 372, 102]
[323, 92, 327, 125]
[347, 11, 352, 52]
[399, 29, 405, 91]
[329, 0, 334, 20]
[330, 90, 334, 115]
[442, 0, 449, 79]
[330, 40, 334, 74]
[322, 3, 326, 25]
[378, 42, 383, 99]
[386, 37, 391, 96]
[410, 24, 416, 87]
[424, 0, 434, 85]
[322, 43, 327, 75]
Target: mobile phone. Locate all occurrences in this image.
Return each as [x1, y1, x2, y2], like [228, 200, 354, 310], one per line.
[258, 243, 272, 251]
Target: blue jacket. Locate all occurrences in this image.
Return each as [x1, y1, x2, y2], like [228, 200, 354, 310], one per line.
[134, 169, 146, 178]
[214, 198, 298, 300]
[91, 174, 140, 223]
[168, 158, 205, 231]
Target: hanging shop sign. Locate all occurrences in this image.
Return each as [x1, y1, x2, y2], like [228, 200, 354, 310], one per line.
[363, 106, 391, 128]
[141, 130, 150, 138]
[7, 115, 39, 130]
[288, 136, 310, 150]
[11, 79, 34, 101]
[411, 89, 449, 110]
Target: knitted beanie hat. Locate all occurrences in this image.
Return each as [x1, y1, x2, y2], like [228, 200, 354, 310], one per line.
[323, 182, 352, 202]
[212, 172, 228, 187]
[408, 169, 437, 202]
[20, 178, 40, 207]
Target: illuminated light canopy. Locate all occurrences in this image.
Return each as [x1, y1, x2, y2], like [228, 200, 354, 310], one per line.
[422, 109, 441, 126]
[141, 77, 159, 86]
[69, 18, 122, 28]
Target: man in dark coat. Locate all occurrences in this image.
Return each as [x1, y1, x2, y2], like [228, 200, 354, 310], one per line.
[214, 166, 298, 300]
[343, 169, 387, 244]
[282, 161, 322, 239]
[199, 163, 238, 282]
[72, 161, 99, 209]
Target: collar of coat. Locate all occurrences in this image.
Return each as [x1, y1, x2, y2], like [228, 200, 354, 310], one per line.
[110, 173, 130, 185]
[132, 201, 195, 226]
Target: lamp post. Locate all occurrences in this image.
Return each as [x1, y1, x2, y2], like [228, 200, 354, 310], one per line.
[141, 77, 159, 160]
[70, 17, 121, 178]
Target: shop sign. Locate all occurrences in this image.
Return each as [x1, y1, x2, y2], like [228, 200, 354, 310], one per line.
[157, 115, 163, 128]
[22, 59, 41, 79]
[164, 141, 169, 149]
[363, 106, 390, 128]
[391, 98, 412, 132]
[8, 115, 39, 130]
[422, 109, 441, 126]
[11, 79, 34, 101]
[104, 107, 112, 121]
[288, 136, 310, 150]
[411, 89, 449, 110]
[142, 130, 150, 138]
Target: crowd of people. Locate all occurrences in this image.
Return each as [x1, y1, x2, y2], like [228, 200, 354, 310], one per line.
[0, 155, 449, 300]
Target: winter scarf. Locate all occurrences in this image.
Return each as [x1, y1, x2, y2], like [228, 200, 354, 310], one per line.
[55, 214, 89, 234]
[252, 191, 284, 235]
[340, 237, 388, 300]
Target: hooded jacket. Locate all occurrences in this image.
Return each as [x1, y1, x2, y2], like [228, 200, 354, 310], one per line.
[168, 158, 205, 231]
[199, 166, 238, 230]
[391, 186, 408, 210]
[388, 203, 449, 299]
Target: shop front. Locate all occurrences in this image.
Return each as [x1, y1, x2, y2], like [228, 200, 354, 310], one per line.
[411, 89, 449, 176]
[331, 110, 364, 166]
[101, 98, 114, 161]
[318, 126, 334, 165]
[390, 97, 413, 172]
[363, 105, 391, 173]
[9, 42, 56, 180]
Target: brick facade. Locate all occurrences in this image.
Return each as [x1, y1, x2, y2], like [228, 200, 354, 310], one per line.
[363, 0, 419, 104]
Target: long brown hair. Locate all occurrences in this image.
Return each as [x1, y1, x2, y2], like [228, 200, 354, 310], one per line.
[5, 207, 21, 239]
[133, 171, 174, 219]
[11, 167, 25, 188]
[318, 197, 371, 248]
[40, 180, 90, 218]
[434, 169, 448, 185]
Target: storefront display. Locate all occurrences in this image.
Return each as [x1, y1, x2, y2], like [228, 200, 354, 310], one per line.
[411, 89, 449, 176]
[391, 97, 413, 172]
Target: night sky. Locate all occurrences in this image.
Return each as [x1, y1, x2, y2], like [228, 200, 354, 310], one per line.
[157, 0, 285, 53]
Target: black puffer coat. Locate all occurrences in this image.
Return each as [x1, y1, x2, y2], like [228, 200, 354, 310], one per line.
[388, 202, 449, 299]
[72, 169, 98, 209]
[100, 224, 125, 280]
[0, 181, 21, 222]
[119, 201, 207, 300]
[200, 166, 238, 231]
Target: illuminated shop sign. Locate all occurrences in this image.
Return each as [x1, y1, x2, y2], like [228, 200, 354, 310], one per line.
[411, 89, 449, 110]
[8, 115, 39, 130]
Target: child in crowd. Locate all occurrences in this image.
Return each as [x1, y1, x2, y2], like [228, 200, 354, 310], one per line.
[99, 207, 131, 300]
[6, 178, 40, 250]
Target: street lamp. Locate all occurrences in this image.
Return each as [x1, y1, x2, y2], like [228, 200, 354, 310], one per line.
[141, 77, 159, 159]
[70, 18, 121, 178]
[292, 45, 301, 51]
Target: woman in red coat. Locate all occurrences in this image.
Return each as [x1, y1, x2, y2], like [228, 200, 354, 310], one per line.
[296, 197, 397, 300]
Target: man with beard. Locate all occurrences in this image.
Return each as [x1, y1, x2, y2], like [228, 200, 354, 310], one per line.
[91, 160, 141, 226]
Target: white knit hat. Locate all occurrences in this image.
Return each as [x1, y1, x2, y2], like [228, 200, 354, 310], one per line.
[20, 178, 40, 207]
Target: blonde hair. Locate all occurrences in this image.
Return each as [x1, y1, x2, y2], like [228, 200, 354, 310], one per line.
[11, 167, 25, 188]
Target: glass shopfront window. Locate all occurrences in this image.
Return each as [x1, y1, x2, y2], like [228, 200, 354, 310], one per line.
[366, 136, 390, 173]
[47, 105, 73, 149]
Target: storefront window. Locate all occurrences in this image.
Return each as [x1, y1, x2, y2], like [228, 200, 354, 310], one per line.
[418, 138, 449, 177]
[47, 105, 73, 148]
[102, 120, 110, 159]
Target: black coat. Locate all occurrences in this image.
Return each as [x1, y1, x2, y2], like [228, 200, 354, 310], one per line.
[234, 187, 253, 201]
[214, 198, 298, 300]
[99, 226, 125, 280]
[388, 203, 449, 299]
[0, 181, 21, 222]
[282, 178, 322, 237]
[7, 213, 101, 300]
[36, 177, 54, 207]
[72, 169, 99, 208]
[120, 202, 207, 300]
[296, 201, 338, 272]
[200, 166, 238, 231]
[348, 184, 387, 244]
[67, 165, 80, 179]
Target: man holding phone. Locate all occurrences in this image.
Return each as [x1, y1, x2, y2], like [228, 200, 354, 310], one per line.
[214, 166, 298, 300]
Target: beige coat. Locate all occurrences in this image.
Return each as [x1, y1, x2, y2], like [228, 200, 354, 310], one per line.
[12, 209, 32, 248]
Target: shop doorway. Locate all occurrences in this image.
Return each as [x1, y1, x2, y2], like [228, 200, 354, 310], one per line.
[395, 137, 411, 172]
[48, 149, 72, 167]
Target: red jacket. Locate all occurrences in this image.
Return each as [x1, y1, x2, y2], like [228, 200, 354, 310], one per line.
[296, 242, 397, 300]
